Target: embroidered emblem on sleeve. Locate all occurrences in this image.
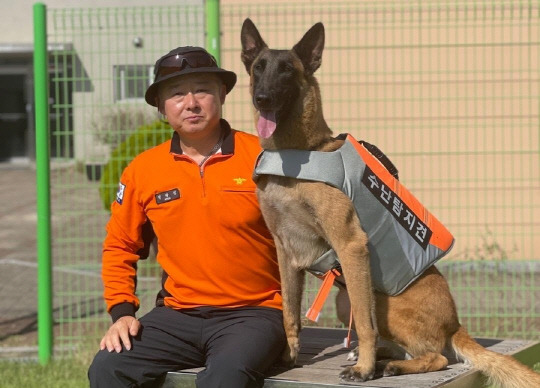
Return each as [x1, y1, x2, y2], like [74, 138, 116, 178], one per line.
[116, 182, 126, 204]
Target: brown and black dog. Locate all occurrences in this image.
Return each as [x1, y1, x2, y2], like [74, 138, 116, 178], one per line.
[241, 18, 540, 388]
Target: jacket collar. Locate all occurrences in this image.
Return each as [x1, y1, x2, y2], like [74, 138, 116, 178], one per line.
[170, 119, 234, 155]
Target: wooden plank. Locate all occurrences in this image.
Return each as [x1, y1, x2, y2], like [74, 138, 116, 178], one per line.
[162, 327, 539, 388]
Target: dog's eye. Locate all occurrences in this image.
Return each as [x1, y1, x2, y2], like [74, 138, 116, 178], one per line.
[279, 62, 294, 73]
[254, 59, 266, 72]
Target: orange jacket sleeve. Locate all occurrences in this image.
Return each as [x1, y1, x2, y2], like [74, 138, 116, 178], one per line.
[102, 163, 148, 320]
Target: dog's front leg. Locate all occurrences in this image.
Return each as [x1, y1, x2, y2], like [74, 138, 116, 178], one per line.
[307, 186, 377, 380]
[275, 243, 305, 367]
[336, 236, 377, 381]
[313, 202, 376, 382]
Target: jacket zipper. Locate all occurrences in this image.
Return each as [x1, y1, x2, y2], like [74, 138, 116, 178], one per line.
[199, 162, 206, 196]
[198, 154, 223, 196]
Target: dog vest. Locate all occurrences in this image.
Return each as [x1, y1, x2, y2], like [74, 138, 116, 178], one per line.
[253, 134, 454, 296]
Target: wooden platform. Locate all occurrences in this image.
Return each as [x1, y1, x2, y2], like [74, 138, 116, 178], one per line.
[162, 327, 539, 388]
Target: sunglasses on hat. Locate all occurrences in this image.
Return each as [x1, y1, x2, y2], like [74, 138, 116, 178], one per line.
[155, 51, 218, 77]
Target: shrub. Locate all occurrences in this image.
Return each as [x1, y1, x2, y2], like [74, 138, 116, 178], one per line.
[99, 120, 172, 210]
[91, 106, 156, 149]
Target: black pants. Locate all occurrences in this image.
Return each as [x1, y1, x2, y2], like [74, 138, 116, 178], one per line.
[88, 306, 286, 388]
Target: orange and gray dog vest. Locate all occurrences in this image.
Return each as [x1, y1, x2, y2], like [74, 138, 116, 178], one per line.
[254, 133, 455, 296]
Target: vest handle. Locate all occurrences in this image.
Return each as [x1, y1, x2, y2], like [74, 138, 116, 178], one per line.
[359, 141, 399, 180]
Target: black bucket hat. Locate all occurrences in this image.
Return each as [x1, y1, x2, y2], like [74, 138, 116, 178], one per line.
[145, 46, 237, 107]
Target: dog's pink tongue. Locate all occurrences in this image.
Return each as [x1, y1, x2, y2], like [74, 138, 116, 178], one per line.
[257, 111, 277, 139]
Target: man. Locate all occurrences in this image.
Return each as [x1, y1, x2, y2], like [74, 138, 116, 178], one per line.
[88, 46, 286, 388]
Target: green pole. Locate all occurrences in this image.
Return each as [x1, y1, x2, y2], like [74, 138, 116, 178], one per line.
[205, 0, 221, 65]
[33, 2, 53, 365]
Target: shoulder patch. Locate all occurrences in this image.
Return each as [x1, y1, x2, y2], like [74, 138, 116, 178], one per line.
[116, 182, 126, 204]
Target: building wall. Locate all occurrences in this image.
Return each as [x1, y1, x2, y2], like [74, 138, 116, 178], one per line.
[0, 0, 195, 44]
[2, 0, 538, 262]
[219, 0, 540, 262]
[0, 1, 203, 161]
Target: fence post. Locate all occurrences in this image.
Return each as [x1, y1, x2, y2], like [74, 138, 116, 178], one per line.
[33, 1, 53, 365]
[205, 0, 221, 65]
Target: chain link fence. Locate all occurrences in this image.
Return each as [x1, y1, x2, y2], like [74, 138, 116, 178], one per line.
[44, 0, 538, 355]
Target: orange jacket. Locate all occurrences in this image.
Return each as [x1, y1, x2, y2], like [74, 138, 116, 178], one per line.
[102, 120, 282, 320]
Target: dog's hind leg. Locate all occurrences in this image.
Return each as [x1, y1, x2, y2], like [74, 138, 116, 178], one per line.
[347, 338, 411, 362]
[374, 267, 455, 377]
[379, 352, 449, 376]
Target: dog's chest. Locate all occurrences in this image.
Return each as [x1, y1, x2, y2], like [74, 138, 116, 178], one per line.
[257, 178, 332, 269]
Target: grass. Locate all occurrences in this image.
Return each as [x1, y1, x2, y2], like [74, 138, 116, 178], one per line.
[0, 358, 89, 388]
[0, 337, 98, 388]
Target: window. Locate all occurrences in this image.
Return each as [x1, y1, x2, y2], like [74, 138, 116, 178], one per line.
[113, 65, 153, 102]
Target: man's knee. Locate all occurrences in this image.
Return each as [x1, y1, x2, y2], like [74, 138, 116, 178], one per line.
[197, 357, 265, 388]
[88, 350, 115, 383]
[89, 348, 173, 387]
[88, 349, 134, 387]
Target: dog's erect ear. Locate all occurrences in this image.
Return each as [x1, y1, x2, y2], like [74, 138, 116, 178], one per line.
[241, 18, 268, 74]
[292, 22, 325, 76]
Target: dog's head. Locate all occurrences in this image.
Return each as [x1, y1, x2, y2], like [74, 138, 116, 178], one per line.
[241, 18, 325, 141]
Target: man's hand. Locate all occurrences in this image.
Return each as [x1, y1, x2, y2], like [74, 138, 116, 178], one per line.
[99, 316, 141, 353]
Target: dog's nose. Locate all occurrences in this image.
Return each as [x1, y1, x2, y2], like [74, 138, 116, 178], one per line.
[255, 94, 271, 108]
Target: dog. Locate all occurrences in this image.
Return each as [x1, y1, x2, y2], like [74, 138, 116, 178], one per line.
[241, 18, 540, 388]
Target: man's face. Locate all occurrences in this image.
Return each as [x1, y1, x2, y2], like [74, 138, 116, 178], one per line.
[159, 73, 226, 138]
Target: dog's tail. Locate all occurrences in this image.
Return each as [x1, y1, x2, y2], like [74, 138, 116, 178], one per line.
[451, 326, 540, 388]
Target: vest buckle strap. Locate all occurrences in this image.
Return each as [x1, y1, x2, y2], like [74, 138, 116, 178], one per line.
[305, 267, 341, 323]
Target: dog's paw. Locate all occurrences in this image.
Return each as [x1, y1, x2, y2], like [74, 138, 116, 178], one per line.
[339, 365, 375, 382]
[280, 336, 300, 367]
[382, 363, 401, 377]
[347, 346, 359, 361]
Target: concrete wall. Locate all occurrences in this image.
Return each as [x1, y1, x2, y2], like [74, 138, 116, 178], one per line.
[219, 0, 540, 262]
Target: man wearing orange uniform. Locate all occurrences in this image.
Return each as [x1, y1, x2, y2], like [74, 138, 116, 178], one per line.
[88, 47, 285, 388]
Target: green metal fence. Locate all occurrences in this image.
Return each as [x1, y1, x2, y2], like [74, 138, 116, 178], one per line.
[43, 2, 207, 359]
[41, 0, 539, 358]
